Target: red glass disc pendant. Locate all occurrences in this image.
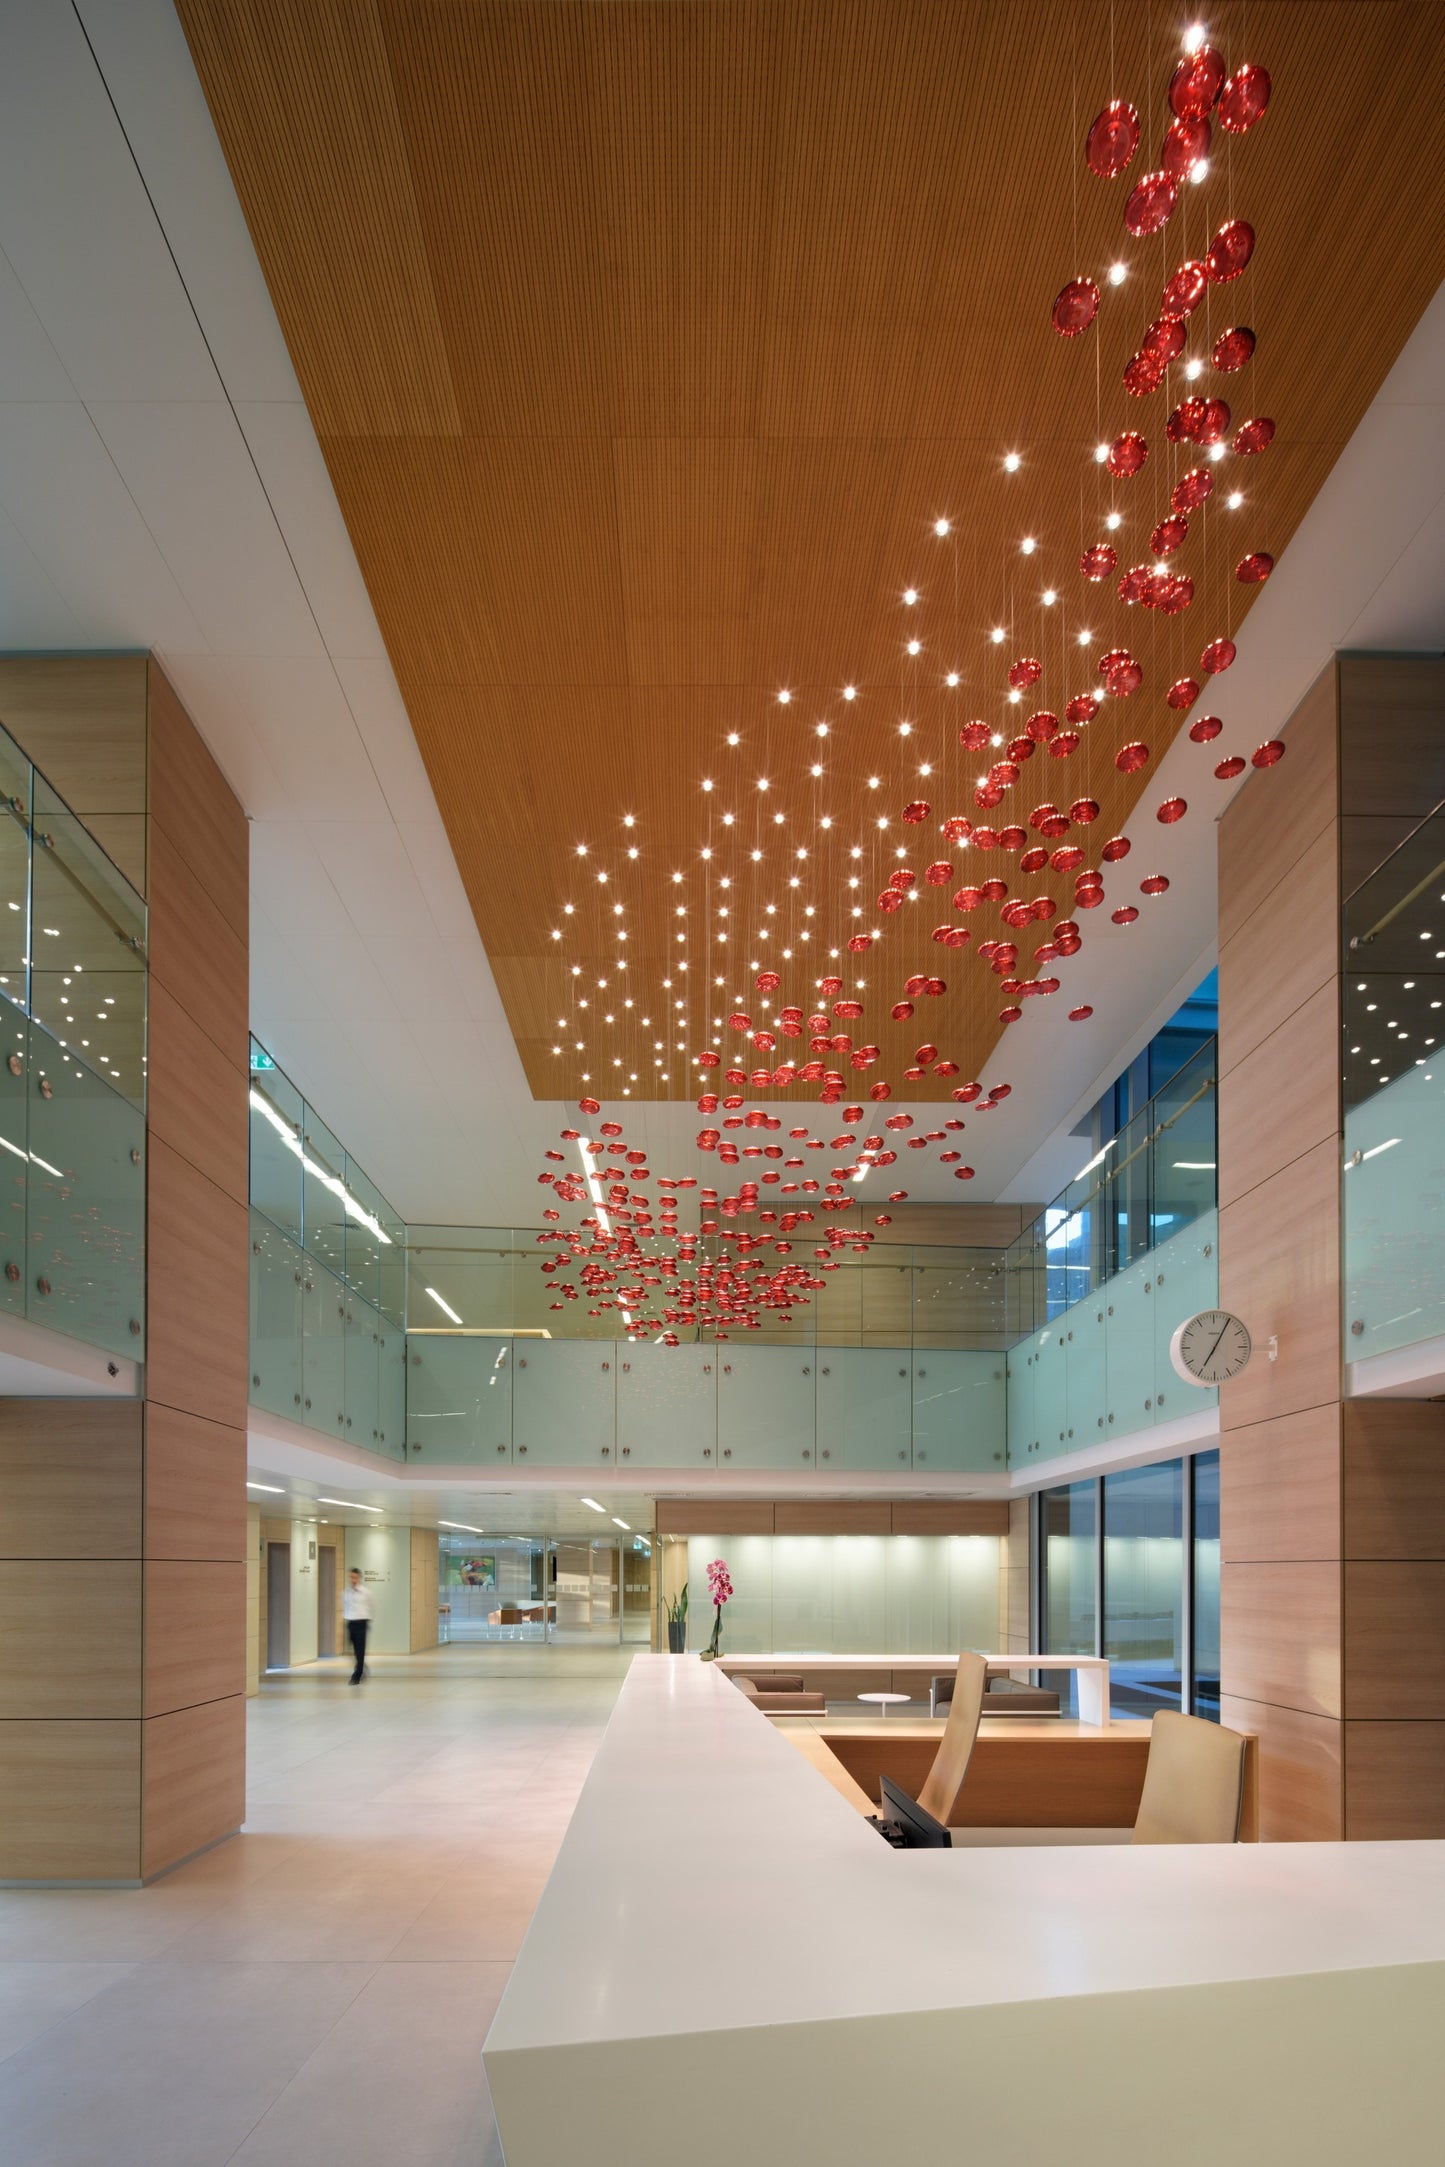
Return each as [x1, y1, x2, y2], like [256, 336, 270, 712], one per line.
[1102, 834, 1132, 861]
[1053, 278, 1100, 337]
[1115, 741, 1150, 773]
[1189, 714, 1224, 742]
[1140, 874, 1171, 895]
[1069, 1005, 1094, 1021]
[1237, 551, 1273, 583]
[1101, 648, 1142, 696]
[1124, 350, 1166, 397]
[1201, 636, 1237, 674]
[1208, 219, 1255, 283]
[1081, 543, 1118, 580]
[1111, 905, 1140, 925]
[848, 933, 873, 951]
[1172, 466, 1214, 514]
[1118, 562, 1153, 604]
[902, 799, 931, 823]
[1152, 515, 1189, 556]
[1198, 397, 1231, 442]
[579, 1097, 601, 1115]
[1143, 313, 1187, 363]
[1234, 415, 1276, 455]
[958, 722, 990, 751]
[924, 860, 954, 885]
[1219, 62, 1271, 134]
[1213, 324, 1256, 372]
[1162, 114, 1211, 178]
[756, 969, 781, 992]
[1124, 169, 1178, 237]
[1026, 709, 1059, 743]
[998, 1006, 1023, 1024]
[1167, 676, 1200, 710]
[1087, 99, 1141, 177]
[1066, 692, 1100, 724]
[1162, 574, 1195, 616]
[1008, 656, 1042, 689]
[1107, 431, 1149, 477]
[1069, 797, 1100, 823]
[1252, 739, 1287, 767]
[1214, 756, 1246, 779]
[1157, 796, 1188, 824]
[1019, 845, 1049, 873]
[1169, 45, 1226, 118]
[1049, 731, 1081, 758]
[1162, 259, 1209, 317]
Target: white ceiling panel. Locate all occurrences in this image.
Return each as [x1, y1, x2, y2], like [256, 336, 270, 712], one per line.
[0, 400, 207, 650]
[233, 400, 388, 661]
[309, 822, 438, 942]
[163, 655, 390, 821]
[0, 0, 221, 404]
[90, 399, 324, 659]
[398, 822, 483, 942]
[72, 0, 303, 405]
[0, 499, 81, 648]
[330, 658, 441, 824]
[0, 245, 76, 401]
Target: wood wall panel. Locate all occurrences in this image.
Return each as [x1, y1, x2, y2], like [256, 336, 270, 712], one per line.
[1219, 1562, 1342, 1721]
[1343, 1563, 1445, 1720]
[409, 1526, 439, 1650]
[147, 661, 249, 939]
[145, 827, 248, 1070]
[145, 1138, 249, 1434]
[0, 655, 148, 893]
[1219, 1408, 1342, 1566]
[143, 1561, 247, 1718]
[1218, 829, 1341, 1081]
[1217, 1137, 1341, 1434]
[774, 1499, 891, 1537]
[142, 1406, 246, 1563]
[1345, 1723, 1445, 1840]
[1343, 1400, 1445, 1560]
[0, 1721, 141, 1881]
[0, 1400, 142, 1559]
[1337, 656, 1445, 817]
[1215, 664, 1338, 954]
[1216, 980, 1341, 1212]
[1218, 1696, 1343, 1843]
[145, 980, 248, 1205]
[0, 1562, 141, 1719]
[655, 1500, 775, 1536]
[140, 1696, 245, 1880]
[821, 1728, 1152, 1829]
[890, 1501, 1009, 1536]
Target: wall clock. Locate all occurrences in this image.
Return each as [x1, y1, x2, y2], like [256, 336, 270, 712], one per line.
[1168, 1310, 1253, 1387]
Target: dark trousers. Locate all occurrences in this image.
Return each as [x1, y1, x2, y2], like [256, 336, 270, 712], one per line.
[347, 1618, 369, 1681]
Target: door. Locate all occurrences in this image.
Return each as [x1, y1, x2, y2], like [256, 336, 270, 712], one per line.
[317, 1545, 337, 1657]
[266, 1541, 290, 1670]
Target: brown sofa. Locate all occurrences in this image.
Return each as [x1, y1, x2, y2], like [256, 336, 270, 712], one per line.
[930, 1672, 1061, 1717]
[730, 1672, 828, 1715]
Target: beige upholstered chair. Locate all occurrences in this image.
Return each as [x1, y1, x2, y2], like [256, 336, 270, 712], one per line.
[1131, 1710, 1248, 1844]
[916, 1652, 989, 1826]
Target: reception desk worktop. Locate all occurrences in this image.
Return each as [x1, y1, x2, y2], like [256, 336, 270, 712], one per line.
[483, 1655, 1445, 2166]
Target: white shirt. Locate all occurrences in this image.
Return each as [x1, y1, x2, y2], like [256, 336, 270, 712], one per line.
[343, 1581, 372, 1621]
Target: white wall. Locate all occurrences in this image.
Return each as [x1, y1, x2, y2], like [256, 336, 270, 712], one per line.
[685, 1534, 1001, 1654]
[289, 1517, 319, 1664]
[346, 1524, 412, 1654]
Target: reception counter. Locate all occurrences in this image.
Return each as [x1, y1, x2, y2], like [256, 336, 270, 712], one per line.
[483, 1655, 1445, 2165]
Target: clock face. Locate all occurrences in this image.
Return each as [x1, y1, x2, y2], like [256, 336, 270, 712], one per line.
[1169, 1310, 1252, 1387]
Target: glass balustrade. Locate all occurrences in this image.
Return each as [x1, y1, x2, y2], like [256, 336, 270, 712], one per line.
[0, 718, 146, 1363]
[1342, 807, 1445, 1362]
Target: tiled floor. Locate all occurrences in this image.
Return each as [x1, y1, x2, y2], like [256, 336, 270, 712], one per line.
[0, 1646, 631, 2167]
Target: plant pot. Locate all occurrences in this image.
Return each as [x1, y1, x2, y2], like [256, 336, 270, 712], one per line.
[667, 1620, 686, 1654]
[699, 1648, 716, 1662]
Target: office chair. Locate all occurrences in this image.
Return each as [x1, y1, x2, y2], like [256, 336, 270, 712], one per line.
[1131, 1710, 1249, 1844]
[916, 1652, 989, 1826]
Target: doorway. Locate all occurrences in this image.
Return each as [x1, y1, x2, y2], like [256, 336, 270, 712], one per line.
[266, 1541, 291, 1670]
[317, 1545, 337, 1657]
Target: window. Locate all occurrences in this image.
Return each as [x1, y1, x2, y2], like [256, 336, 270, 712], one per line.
[1192, 1449, 1220, 1721]
[1039, 1481, 1096, 1715]
[1103, 1462, 1184, 1718]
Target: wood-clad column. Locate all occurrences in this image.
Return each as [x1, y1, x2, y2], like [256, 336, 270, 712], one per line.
[1217, 655, 1445, 1840]
[0, 657, 247, 1881]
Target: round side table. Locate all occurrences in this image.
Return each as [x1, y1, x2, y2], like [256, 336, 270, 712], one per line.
[857, 1691, 910, 1718]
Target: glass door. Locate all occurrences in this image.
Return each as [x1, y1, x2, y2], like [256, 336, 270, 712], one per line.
[546, 1538, 622, 1644]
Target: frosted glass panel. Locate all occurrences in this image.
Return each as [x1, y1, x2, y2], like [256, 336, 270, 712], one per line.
[687, 1533, 1000, 1654]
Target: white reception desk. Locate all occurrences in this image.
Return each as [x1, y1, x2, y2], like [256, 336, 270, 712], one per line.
[483, 1655, 1445, 2166]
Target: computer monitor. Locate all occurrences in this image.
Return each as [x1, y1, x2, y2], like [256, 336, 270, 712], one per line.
[877, 1774, 950, 1849]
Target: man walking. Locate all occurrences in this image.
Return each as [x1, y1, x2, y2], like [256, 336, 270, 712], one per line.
[343, 1567, 372, 1684]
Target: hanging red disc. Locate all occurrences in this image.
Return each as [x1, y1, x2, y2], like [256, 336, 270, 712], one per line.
[1161, 114, 1211, 178]
[1086, 98, 1141, 177]
[1115, 741, 1150, 773]
[1219, 62, 1271, 134]
[1124, 350, 1166, 398]
[1008, 656, 1042, 689]
[1207, 220, 1255, 284]
[1188, 714, 1224, 742]
[1069, 797, 1100, 823]
[1161, 259, 1209, 317]
[1049, 731, 1081, 758]
[1052, 278, 1100, 337]
[1106, 431, 1149, 477]
[1201, 637, 1237, 674]
[1069, 1006, 1094, 1021]
[1214, 755, 1246, 779]
[1081, 543, 1118, 580]
[1157, 797, 1188, 824]
[1111, 905, 1140, 925]
[1169, 45, 1226, 119]
[924, 860, 954, 885]
[1198, 397, 1231, 442]
[1066, 692, 1100, 724]
[1152, 515, 1189, 556]
[1143, 313, 1187, 363]
[1124, 169, 1178, 238]
[1237, 552, 1274, 583]
[902, 799, 931, 823]
[958, 723, 990, 752]
[1102, 835, 1132, 861]
[1172, 466, 1214, 514]
[1252, 740, 1287, 767]
[1026, 710, 1059, 742]
[1167, 676, 1200, 710]
[1140, 874, 1171, 896]
[1234, 415, 1276, 455]
[1118, 562, 1153, 604]
[1213, 324, 1256, 372]
[1161, 573, 1195, 615]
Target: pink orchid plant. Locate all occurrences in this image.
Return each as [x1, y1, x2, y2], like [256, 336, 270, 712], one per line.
[702, 1557, 733, 1660]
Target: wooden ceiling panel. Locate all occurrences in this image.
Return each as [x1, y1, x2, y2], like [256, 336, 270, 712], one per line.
[177, 0, 1445, 1107]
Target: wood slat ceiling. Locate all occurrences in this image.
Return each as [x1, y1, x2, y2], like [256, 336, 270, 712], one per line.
[178, 0, 1445, 1108]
